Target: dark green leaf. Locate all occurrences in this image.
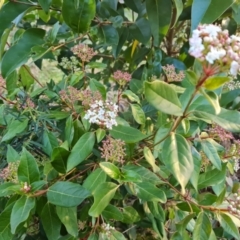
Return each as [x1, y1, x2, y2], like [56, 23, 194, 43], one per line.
[43, 130, 59, 156]
[7, 145, 19, 163]
[18, 148, 40, 184]
[145, 81, 182, 116]
[109, 125, 146, 143]
[134, 182, 166, 203]
[62, 0, 96, 33]
[47, 181, 91, 207]
[6, 70, 18, 96]
[51, 147, 70, 174]
[19, 65, 34, 90]
[190, 147, 201, 191]
[89, 79, 106, 99]
[67, 132, 95, 171]
[0, 202, 14, 239]
[88, 182, 119, 217]
[1, 28, 45, 78]
[41, 203, 61, 240]
[38, 0, 52, 13]
[56, 206, 78, 237]
[64, 116, 74, 146]
[102, 204, 123, 221]
[162, 133, 194, 194]
[10, 196, 35, 233]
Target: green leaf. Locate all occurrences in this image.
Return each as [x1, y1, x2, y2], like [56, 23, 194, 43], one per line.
[121, 169, 142, 183]
[124, 0, 145, 14]
[102, 204, 123, 221]
[31, 180, 47, 192]
[130, 104, 146, 125]
[0, 1, 31, 38]
[202, 0, 234, 24]
[204, 76, 232, 90]
[146, 0, 172, 46]
[10, 196, 35, 233]
[198, 164, 226, 189]
[0, 202, 14, 240]
[143, 146, 160, 173]
[64, 116, 74, 146]
[147, 201, 165, 221]
[19, 65, 34, 90]
[145, 81, 182, 116]
[121, 206, 141, 224]
[56, 206, 78, 237]
[1, 28, 45, 78]
[47, 181, 90, 207]
[6, 70, 18, 96]
[88, 182, 119, 217]
[67, 132, 95, 171]
[162, 133, 194, 194]
[7, 145, 19, 163]
[201, 139, 222, 170]
[194, 106, 240, 132]
[38, 0, 52, 12]
[2, 119, 28, 142]
[176, 213, 195, 236]
[190, 147, 201, 191]
[122, 90, 140, 104]
[191, 0, 211, 31]
[62, 0, 95, 33]
[43, 130, 59, 156]
[109, 125, 146, 143]
[99, 162, 121, 180]
[134, 182, 166, 203]
[83, 168, 107, 193]
[129, 18, 151, 44]
[96, 128, 106, 143]
[51, 147, 70, 174]
[172, 0, 184, 28]
[110, 230, 127, 240]
[47, 21, 61, 43]
[218, 212, 240, 239]
[89, 79, 106, 99]
[200, 89, 221, 114]
[18, 148, 40, 184]
[193, 212, 212, 240]
[41, 203, 61, 240]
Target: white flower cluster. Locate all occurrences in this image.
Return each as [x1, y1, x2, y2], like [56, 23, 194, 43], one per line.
[189, 24, 240, 77]
[84, 100, 118, 129]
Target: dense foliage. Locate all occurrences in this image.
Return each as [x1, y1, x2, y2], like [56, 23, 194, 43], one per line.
[1, 0, 240, 239]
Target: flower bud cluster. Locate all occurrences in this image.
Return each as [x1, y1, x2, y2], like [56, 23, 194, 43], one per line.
[100, 223, 115, 237]
[71, 43, 97, 62]
[59, 86, 81, 104]
[113, 70, 131, 85]
[0, 162, 19, 183]
[99, 136, 126, 164]
[23, 98, 35, 109]
[228, 191, 240, 217]
[84, 100, 118, 129]
[79, 89, 102, 108]
[189, 24, 240, 76]
[59, 56, 80, 72]
[162, 64, 185, 82]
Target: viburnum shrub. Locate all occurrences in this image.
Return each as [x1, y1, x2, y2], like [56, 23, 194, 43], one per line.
[1, 0, 240, 240]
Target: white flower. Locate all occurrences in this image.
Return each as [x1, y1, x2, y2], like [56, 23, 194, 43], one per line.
[118, 0, 124, 3]
[230, 61, 239, 77]
[203, 24, 221, 38]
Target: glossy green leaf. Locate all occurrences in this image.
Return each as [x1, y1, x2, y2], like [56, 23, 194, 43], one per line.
[0, 1, 30, 38]
[147, 201, 165, 221]
[198, 164, 226, 189]
[1, 28, 45, 78]
[51, 147, 70, 174]
[96, 128, 106, 143]
[124, 0, 145, 14]
[19, 65, 35, 90]
[122, 90, 140, 104]
[89, 182, 119, 217]
[146, 0, 172, 46]
[47, 21, 61, 43]
[204, 76, 231, 90]
[89, 79, 106, 99]
[130, 104, 146, 125]
[102, 204, 123, 221]
[62, 0, 95, 33]
[145, 81, 182, 116]
[202, 0, 234, 24]
[67, 132, 95, 171]
[122, 206, 141, 224]
[6, 70, 18, 96]
[47, 181, 90, 207]
[41, 203, 61, 240]
[56, 206, 78, 237]
[109, 125, 146, 143]
[38, 0, 52, 12]
[176, 213, 195, 236]
[173, 0, 184, 28]
[83, 168, 107, 193]
[129, 18, 151, 44]
[194, 106, 240, 132]
[121, 169, 142, 183]
[162, 133, 194, 194]
[201, 139, 222, 170]
[0, 202, 14, 239]
[134, 182, 166, 203]
[193, 212, 212, 240]
[18, 148, 40, 184]
[64, 115, 74, 146]
[2, 119, 28, 142]
[10, 196, 35, 233]
[143, 146, 160, 173]
[31, 180, 47, 192]
[200, 89, 221, 114]
[191, 0, 211, 31]
[190, 147, 201, 191]
[218, 213, 240, 239]
[42, 130, 59, 156]
[99, 162, 121, 180]
[110, 230, 127, 240]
